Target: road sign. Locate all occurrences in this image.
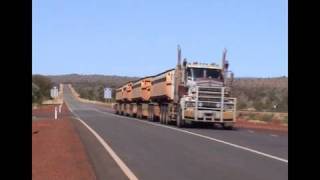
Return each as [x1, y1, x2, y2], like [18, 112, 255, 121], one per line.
[50, 86, 59, 98]
[104, 88, 112, 99]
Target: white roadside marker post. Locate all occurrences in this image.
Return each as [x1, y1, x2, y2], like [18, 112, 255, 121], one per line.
[59, 104, 62, 113]
[55, 106, 58, 120]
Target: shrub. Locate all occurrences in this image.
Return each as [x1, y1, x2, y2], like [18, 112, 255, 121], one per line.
[260, 114, 274, 122]
[248, 113, 257, 120]
[282, 115, 288, 124]
[32, 75, 53, 103]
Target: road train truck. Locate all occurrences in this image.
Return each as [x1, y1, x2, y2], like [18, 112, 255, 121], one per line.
[114, 45, 236, 129]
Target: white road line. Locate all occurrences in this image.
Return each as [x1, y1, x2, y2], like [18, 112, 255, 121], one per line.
[65, 102, 139, 180]
[75, 116, 138, 180]
[270, 134, 279, 137]
[248, 130, 255, 133]
[66, 103, 74, 113]
[94, 109, 288, 164]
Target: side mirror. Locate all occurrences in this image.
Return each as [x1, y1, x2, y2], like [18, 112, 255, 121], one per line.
[230, 72, 234, 84]
[178, 85, 188, 97]
[183, 58, 187, 67]
[224, 71, 234, 87]
[229, 72, 234, 93]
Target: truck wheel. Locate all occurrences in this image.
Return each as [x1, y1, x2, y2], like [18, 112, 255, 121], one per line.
[164, 106, 170, 125]
[223, 123, 234, 130]
[148, 106, 152, 121]
[148, 107, 154, 122]
[176, 107, 185, 128]
[187, 121, 193, 128]
[159, 106, 164, 124]
[137, 105, 142, 119]
[163, 105, 169, 125]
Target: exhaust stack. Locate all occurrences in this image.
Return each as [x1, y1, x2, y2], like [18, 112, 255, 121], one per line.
[177, 45, 182, 68]
[221, 48, 229, 84]
[174, 45, 183, 103]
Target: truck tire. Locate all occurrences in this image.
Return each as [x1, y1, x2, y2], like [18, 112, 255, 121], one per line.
[160, 106, 164, 124]
[137, 105, 142, 119]
[176, 107, 185, 128]
[150, 113, 155, 122]
[222, 123, 234, 130]
[164, 106, 170, 125]
[162, 105, 167, 125]
[148, 106, 154, 122]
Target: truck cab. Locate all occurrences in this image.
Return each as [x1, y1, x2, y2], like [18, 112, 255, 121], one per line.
[179, 62, 236, 129]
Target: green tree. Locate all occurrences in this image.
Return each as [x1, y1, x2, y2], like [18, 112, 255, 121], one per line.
[32, 83, 41, 103]
[32, 75, 53, 103]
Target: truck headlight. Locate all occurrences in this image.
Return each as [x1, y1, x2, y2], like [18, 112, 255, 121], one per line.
[186, 102, 195, 107]
[198, 102, 203, 107]
[224, 104, 233, 109]
[216, 103, 221, 108]
[190, 87, 196, 93]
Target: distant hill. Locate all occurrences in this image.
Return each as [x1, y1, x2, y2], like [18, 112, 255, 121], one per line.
[45, 74, 288, 112]
[47, 74, 140, 88]
[46, 74, 287, 90]
[45, 74, 140, 102]
[233, 77, 287, 89]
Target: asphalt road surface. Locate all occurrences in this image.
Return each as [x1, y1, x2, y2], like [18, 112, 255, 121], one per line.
[63, 86, 288, 180]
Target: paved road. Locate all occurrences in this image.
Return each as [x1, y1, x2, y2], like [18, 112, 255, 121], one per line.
[64, 86, 288, 180]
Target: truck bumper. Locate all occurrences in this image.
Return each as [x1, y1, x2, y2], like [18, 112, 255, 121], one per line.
[184, 109, 235, 123]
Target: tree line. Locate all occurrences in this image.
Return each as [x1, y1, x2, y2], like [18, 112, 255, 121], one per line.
[46, 74, 287, 112]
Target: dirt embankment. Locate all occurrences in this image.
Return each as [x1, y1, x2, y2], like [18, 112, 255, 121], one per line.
[32, 104, 96, 180]
[235, 119, 287, 132]
[235, 111, 288, 132]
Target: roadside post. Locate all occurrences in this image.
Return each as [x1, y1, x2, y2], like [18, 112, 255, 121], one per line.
[59, 104, 62, 113]
[54, 106, 58, 120]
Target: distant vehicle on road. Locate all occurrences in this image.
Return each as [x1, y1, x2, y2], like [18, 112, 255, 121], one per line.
[114, 45, 236, 129]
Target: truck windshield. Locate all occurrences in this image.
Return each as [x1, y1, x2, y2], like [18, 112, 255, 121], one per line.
[206, 69, 222, 79]
[187, 68, 222, 80]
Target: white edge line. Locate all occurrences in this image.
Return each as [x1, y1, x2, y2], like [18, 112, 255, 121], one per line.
[94, 109, 288, 164]
[75, 117, 139, 180]
[64, 101, 139, 180]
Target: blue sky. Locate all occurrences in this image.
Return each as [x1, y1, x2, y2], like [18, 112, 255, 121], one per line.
[32, 0, 288, 77]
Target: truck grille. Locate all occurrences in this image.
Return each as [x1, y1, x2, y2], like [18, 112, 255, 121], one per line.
[187, 86, 236, 121]
[198, 97, 220, 102]
[197, 87, 224, 109]
[196, 86, 236, 111]
[199, 101, 218, 108]
[198, 87, 221, 92]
